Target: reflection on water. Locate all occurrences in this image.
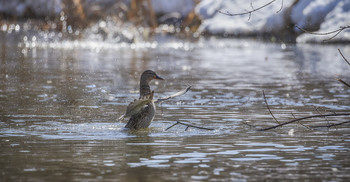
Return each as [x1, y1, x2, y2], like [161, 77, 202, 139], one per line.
[1, 32, 350, 181]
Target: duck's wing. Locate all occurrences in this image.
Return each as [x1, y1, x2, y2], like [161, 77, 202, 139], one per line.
[116, 100, 148, 122]
[154, 86, 191, 103]
[124, 105, 150, 129]
[125, 99, 150, 117]
[117, 93, 153, 122]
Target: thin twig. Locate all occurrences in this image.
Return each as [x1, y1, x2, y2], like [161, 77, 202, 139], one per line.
[310, 120, 350, 128]
[165, 122, 180, 131]
[155, 86, 191, 103]
[258, 113, 350, 131]
[241, 121, 257, 128]
[276, 0, 283, 13]
[314, 106, 330, 127]
[292, 113, 312, 130]
[332, 111, 339, 130]
[295, 25, 350, 42]
[336, 78, 350, 88]
[336, 49, 350, 88]
[165, 121, 214, 131]
[216, 0, 278, 19]
[263, 90, 280, 124]
[338, 49, 350, 67]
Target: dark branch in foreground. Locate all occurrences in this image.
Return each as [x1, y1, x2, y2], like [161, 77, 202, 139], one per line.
[216, 0, 282, 21]
[165, 121, 214, 131]
[258, 113, 350, 131]
[336, 78, 350, 88]
[295, 25, 350, 42]
[310, 120, 350, 129]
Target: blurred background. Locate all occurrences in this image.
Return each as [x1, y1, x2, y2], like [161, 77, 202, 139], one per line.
[1, 0, 350, 181]
[0, 0, 349, 43]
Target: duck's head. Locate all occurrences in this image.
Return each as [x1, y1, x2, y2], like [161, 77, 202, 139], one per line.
[140, 70, 164, 84]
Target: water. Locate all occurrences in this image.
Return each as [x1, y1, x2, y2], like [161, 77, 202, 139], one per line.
[1, 31, 350, 181]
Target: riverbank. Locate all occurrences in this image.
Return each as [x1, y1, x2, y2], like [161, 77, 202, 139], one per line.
[1, 0, 349, 43]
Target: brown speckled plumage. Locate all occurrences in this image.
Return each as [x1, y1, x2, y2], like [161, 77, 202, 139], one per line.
[124, 70, 163, 130]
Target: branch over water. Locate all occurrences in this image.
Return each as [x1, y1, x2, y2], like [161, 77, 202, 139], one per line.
[258, 113, 350, 131]
[336, 49, 350, 88]
[263, 90, 280, 124]
[165, 121, 214, 131]
[295, 25, 350, 42]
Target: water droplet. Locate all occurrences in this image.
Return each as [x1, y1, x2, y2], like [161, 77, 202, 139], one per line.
[1, 24, 7, 31]
[15, 24, 20, 32]
[288, 129, 294, 136]
[281, 43, 286, 50]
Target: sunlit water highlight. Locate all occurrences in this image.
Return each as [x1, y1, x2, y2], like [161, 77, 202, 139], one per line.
[1, 31, 350, 181]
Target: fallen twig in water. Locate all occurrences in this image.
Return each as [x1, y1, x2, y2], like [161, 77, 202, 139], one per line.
[165, 121, 214, 131]
[258, 113, 350, 131]
[154, 85, 213, 131]
[155, 86, 191, 103]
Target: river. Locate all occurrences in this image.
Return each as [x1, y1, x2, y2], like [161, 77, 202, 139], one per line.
[1, 31, 350, 181]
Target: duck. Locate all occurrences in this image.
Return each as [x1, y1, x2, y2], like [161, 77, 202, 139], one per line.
[124, 70, 164, 130]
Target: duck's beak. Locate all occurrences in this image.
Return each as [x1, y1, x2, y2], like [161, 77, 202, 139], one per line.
[155, 74, 164, 80]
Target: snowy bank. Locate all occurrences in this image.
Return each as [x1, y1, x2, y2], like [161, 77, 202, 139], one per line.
[1, 0, 349, 43]
[195, 0, 293, 36]
[196, 0, 350, 43]
[295, 0, 350, 43]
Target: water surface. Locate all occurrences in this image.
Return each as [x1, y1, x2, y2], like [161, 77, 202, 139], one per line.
[1, 32, 350, 181]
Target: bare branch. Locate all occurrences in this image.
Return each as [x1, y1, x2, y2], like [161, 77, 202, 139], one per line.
[276, 0, 283, 13]
[295, 25, 350, 42]
[241, 121, 257, 128]
[155, 86, 191, 103]
[165, 121, 214, 131]
[258, 113, 350, 131]
[165, 122, 180, 130]
[336, 49, 350, 88]
[336, 78, 350, 88]
[216, 0, 278, 19]
[314, 106, 331, 127]
[263, 90, 280, 124]
[338, 49, 350, 67]
[292, 113, 312, 130]
[310, 120, 350, 128]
